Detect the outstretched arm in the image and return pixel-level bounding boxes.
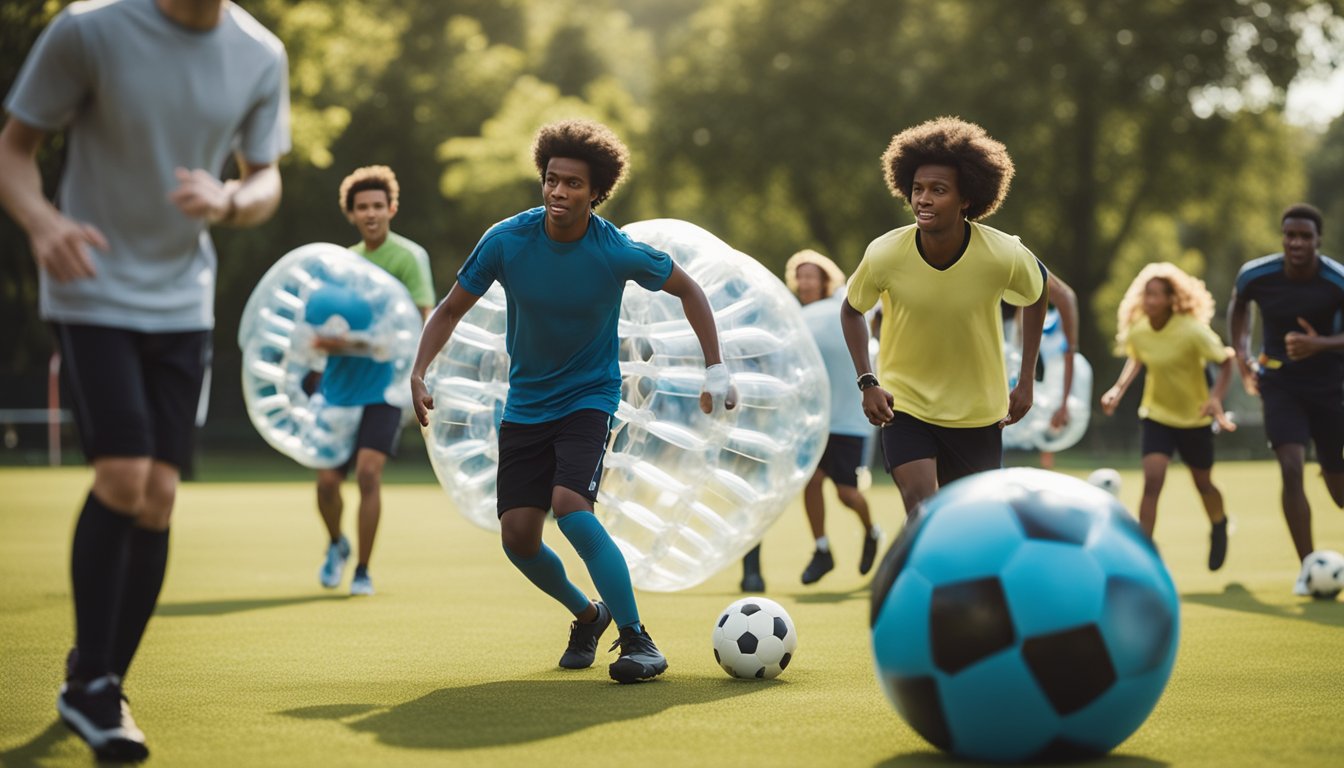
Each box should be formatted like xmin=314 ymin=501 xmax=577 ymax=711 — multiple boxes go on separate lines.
xmin=410 ymin=283 xmax=484 ymax=426
xmin=1226 ymin=286 xmax=1259 ymax=396
xmin=661 ymin=264 xmax=737 ymax=412
xmin=1200 ymin=352 xmax=1237 ymax=432
xmin=1048 ymin=273 xmax=1079 ymax=429
xmin=1100 ymin=357 xmax=1142 ymax=416
xmin=1007 ymin=282 xmax=1049 ymax=427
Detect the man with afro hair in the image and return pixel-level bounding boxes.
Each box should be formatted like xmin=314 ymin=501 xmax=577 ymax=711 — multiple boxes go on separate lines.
xmin=1228 ymin=203 xmax=1344 ymax=595
xmin=410 ymin=119 xmax=736 ymax=683
xmin=841 ymin=116 xmax=1049 ymax=517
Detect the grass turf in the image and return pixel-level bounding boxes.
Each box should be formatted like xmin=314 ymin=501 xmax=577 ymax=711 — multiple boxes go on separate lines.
xmin=1 ymin=461 xmax=1342 ymax=767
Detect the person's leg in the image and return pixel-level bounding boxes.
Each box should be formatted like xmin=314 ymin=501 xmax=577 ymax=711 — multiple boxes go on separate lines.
xmin=800 ymin=464 xmax=834 ymax=585
xmin=1305 ymin=392 xmax=1344 ymax=508
xmin=316 ymin=469 xmax=344 ymax=543
xmin=112 ymin=461 xmax=176 ymax=679
xmin=1274 ymin=444 xmax=1313 ymax=560
xmin=739 ymin=544 xmax=765 ymax=592
xmin=1137 ymin=454 xmax=1170 ymax=538
xmin=879 ymin=414 xmax=939 ymax=517
xmin=350 ymin=449 xmax=386 ymax=594
xmin=1260 ymin=382 xmax=1315 ymax=563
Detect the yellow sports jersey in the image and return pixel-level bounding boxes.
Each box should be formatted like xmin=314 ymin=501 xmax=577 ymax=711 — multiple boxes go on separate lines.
xmin=847 ymin=222 xmax=1045 ymax=427
xmin=1124 ymin=313 xmax=1230 ymax=428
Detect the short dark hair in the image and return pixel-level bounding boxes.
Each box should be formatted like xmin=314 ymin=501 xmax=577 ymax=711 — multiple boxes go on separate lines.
xmin=532 ymin=119 xmax=629 ymax=208
xmin=881 ymin=116 xmax=1014 ymax=221
xmin=1281 ymin=203 xmax=1323 ymax=236
xmin=339 ymin=165 xmax=399 ymax=212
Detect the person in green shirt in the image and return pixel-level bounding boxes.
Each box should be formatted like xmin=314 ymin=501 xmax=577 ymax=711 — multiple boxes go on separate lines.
xmin=314 ymin=165 xmax=434 ymax=596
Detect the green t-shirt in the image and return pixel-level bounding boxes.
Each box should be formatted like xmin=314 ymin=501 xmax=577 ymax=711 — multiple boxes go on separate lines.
xmin=351 ymin=231 xmax=435 ymax=308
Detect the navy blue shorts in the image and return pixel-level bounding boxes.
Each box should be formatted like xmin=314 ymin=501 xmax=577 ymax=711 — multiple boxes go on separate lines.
xmin=54 ymin=322 xmax=210 ymax=473
xmin=879 ymin=411 xmax=1002 ymax=487
xmin=818 ymin=434 xmax=866 ymax=487
xmin=1140 ymin=419 xmax=1214 ymax=470
xmin=496 ymin=409 xmax=611 ymax=515
xmin=1260 ymin=376 xmax=1344 ymax=472
xmin=334 ymin=403 xmax=404 ymax=476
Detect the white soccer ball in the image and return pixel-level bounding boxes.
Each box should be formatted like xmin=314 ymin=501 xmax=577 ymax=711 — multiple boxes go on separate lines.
xmin=1302 ymin=550 xmax=1344 ymax=599
xmin=1087 ymin=468 xmax=1122 ymax=497
xmin=712 ymin=597 xmax=798 ymax=680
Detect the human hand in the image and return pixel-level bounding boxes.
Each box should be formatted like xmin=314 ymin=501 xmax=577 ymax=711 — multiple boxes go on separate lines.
xmin=1001 ymin=381 xmax=1033 ymax=427
xmin=411 ymin=375 xmax=433 ymax=427
xmin=1285 ymin=318 xmax=1321 ymax=361
xmin=1199 ymin=398 xmax=1237 ymax=433
xmin=1100 ymin=387 xmax=1122 ymax=416
xmin=699 ymin=363 xmax=738 ymax=413
xmin=862 ymin=386 xmax=895 ymax=427
xmin=1234 ymin=355 xmax=1259 ymax=397
xmin=1050 ymin=403 xmax=1071 ymax=430
xmin=168 ymin=167 xmax=234 ymax=223
xmin=29 ymin=211 xmax=106 ymax=282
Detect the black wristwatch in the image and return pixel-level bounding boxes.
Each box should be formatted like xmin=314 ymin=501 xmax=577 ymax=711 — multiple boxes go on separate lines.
xmin=857 ymin=373 xmax=880 ymax=391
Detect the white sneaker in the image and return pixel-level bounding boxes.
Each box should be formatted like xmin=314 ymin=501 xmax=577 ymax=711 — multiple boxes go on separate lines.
xmin=350 ymin=569 xmax=374 ymax=596
xmin=319 ymin=536 xmax=350 ymax=589
xmin=1293 ymin=557 xmax=1312 ymax=596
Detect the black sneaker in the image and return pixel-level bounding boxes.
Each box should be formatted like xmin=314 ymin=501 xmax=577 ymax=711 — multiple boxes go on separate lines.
xmin=1208 ymin=519 xmax=1228 ymax=571
xmin=859 ymin=528 xmax=882 ymax=576
xmin=57 ymin=675 xmax=149 ymax=762
xmin=608 ymin=625 xmax=668 ymax=684
xmin=559 ymin=601 xmax=612 ymax=669
xmin=740 ymin=571 xmax=766 ymax=592
xmin=801 ymin=549 xmax=834 ymax=585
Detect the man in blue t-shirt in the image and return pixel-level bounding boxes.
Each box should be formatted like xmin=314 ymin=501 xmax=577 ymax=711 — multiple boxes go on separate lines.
xmin=740 ymin=250 xmax=880 ymax=593
xmin=1228 ymin=203 xmax=1344 ymax=596
xmin=410 ymin=120 xmax=736 ymax=684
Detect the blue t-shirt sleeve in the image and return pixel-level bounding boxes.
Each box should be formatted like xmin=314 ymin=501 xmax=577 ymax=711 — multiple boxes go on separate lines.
xmin=457 ymin=231 xmax=502 ymax=296
xmin=615 ymin=240 xmax=673 ymax=291
xmin=3 ymin=10 xmax=90 ymax=131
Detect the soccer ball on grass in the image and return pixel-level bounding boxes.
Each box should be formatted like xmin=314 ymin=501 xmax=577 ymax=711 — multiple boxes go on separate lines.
xmin=712 ymin=597 xmax=797 ymax=680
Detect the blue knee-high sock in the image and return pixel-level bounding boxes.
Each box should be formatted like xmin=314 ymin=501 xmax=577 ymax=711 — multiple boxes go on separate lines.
xmin=557 ymin=511 xmax=640 ymax=630
xmin=503 ymin=542 xmax=592 ymax=616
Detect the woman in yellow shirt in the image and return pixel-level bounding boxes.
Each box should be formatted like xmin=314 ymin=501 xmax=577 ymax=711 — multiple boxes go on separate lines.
xmin=1101 ymin=263 xmax=1235 ymax=570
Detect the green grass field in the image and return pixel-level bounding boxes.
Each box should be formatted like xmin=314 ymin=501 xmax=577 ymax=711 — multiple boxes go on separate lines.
xmin=2 ymin=461 xmax=1343 ymax=767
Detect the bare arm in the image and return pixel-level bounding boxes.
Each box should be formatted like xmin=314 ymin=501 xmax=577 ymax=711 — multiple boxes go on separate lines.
xmin=1200 ymin=353 xmax=1237 ymax=432
xmin=1048 ymin=273 xmax=1079 ymax=428
xmin=0 ymin=118 xmax=107 ymax=281
xmin=1007 ymin=283 xmax=1049 ymax=427
xmin=1226 ymin=285 xmax=1259 ymax=396
xmin=409 ymin=283 xmax=484 ymax=426
xmin=661 ymin=264 xmax=736 ymax=412
xmin=842 ymin=298 xmax=894 ymax=425
xmin=169 ymin=154 xmax=281 ymax=228
xmin=1100 ymin=357 xmax=1142 ymax=416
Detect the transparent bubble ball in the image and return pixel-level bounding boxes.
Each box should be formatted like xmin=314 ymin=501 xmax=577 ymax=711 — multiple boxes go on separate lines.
xmin=1003 ymin=309 xmax=1093 ymax=452
xmin=239 ymin=243 xmax=421 ymax=469
xmin=422 ymin=219 xmax=830 ymax=591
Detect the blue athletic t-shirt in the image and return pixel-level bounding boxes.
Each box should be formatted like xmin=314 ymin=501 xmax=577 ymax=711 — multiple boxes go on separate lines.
xmin=457 ymin=208 xmax=673 ymax=423
xmin=1235 ymin=253 xmax=1344 ymax=387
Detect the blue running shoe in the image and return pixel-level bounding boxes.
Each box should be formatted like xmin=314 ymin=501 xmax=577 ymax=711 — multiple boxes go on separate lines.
xmin=560 ymin=602 xmax=612 ymax=669
xmin=319 ymin=535 xmax=350 ymax=589
xmin=608 ymin=625 xmax=668 ymax=684
xmin=350 ymin=565 xmax=374 ymax=596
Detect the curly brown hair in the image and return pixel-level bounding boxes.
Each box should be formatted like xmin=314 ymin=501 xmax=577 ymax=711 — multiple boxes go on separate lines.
xmin=532 ymin=119 xmax=629 ymax=209
xmin=1282 ymin=202 xmax=1323 ymax=235
xmin=881 ymin=116 xmax=1014 ymax=221
xmin=339 ymin=165 xmax=399 ymax=212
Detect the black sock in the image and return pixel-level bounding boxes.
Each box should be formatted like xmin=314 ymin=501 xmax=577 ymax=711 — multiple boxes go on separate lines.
xmin=743 ymin=544 xmax=762 ymax=575
xmin=70 ymin=493 xmax=133 ymax=682
xmin=112 ymin=526 xmax=170 ymax=679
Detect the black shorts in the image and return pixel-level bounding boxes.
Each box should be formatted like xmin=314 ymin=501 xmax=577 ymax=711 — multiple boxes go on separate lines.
xmin=1260 ymin=377 xmax=1344 ymax=472
xmin=54 ymin=322 xmax=210 ymax=472
xmin=818 ymin=434 xmax=866 ymax=488
xmin=496 ymin=409 xmax=611 ymax=516
xmin=335 ymin=403 xmax=404 ymax=476
xmin=1140 ymin=419 xmax=1214 ymax=470
xmin=879 ymin=411 xmax=1002 ymax=487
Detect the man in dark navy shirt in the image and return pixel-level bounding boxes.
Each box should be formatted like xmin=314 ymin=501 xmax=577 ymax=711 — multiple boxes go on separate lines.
xmin=1229 ymin=203 xmax=1344 ymax=595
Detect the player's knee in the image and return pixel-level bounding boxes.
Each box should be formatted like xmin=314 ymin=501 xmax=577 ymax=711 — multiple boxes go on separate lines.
xmin=92 ymin=460 xmax=152 ymax=513
xmin=500 ymin=520 xmax=540 ymax=558
xmin=551 ymin=487 xmax=591 ymax=517
xmin=354 ymin=464 xmax=382 ymax=495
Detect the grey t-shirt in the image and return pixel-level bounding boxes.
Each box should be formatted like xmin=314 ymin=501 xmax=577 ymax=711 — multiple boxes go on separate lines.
xmin=4 ymin=0 xmax=290 ymax=332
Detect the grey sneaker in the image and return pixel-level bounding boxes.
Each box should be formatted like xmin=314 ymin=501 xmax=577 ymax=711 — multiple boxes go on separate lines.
xmin=320 ymin=535 xmax=350 ymax=589
xmin=57 ymin=675 xmax=148 ymax=762
xmin=349 ymin=565 xmax=374 ymax=596
xmin=801 ymin=549 xmax=834 ymax=585
xmin=559 ymin=601 xmax=612 ymax=669
xmin=608 ymin=625 xmax=668 ymax=684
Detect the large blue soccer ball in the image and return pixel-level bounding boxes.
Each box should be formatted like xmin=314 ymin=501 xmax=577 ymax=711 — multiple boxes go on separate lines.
xmin=870 ymin=468 xmax=1178 ymax=763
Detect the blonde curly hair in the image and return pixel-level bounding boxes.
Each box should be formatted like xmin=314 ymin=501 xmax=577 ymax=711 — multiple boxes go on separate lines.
xmin=1114 ymin=262 xmax=1216 ymax=351
xmin=339 ymin=165 xmax=399 ymax=212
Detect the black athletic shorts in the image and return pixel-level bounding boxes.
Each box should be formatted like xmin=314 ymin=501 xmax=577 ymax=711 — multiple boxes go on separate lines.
xmin=496 ymin=408 xmax=611 ymax=516
xmin=1260 ymin=376 xmax=1344 ymax=472
xmin=879 ymin=411 xmax=1003 ymax=487
xmin=335 ymin=403 xmax=404 ymax=476
xmin=54 ymin=322 xmax=210 ymax=473
xmin=1140 ymin=419 xmax=1214 ymax=470
xmin=818 ymin=433 xmax=866 ymax=488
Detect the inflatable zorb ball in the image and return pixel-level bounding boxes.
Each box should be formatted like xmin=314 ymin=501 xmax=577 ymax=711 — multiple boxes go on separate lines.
xmin=1003 ymin=309 xmax=1093 ymax=452
xmin=239 ymin=243 xmax=422 ymax=469
xmin=870 ymin=468 xmax=1178 ymax=762
xmin=421 ymin=219 xmax=829 ymax=591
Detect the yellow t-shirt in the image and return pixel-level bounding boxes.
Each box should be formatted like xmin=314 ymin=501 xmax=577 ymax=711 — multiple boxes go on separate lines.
xmin=1124 ymin=313 xmax=1230 ymax=428
xmin=847 ymin=222 xmax=1045 ymax=427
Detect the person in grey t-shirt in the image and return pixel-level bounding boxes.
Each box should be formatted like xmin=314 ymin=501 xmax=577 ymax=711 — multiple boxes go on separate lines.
xmin=0 ymin=0 xmax=289 ymax=760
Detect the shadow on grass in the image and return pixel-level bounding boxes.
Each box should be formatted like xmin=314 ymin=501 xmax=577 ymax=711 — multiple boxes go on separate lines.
xmin=157 ymin=593 xmax=343 ymax=617
xmin=0 ymin=720 xmax=80 ymax=767
xmin=790 ymin=584 xmax=871 ymax=605
xmin=1181 ymin=582 xmax=1344 ymax=628
xmin=876 ymin=750 xmax=1167 ymax=767
xmin=280 ymin=675 xmax=770 ymax=750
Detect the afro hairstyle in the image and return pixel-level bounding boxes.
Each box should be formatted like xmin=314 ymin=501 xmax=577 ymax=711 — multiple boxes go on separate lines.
xmin=339 ymin=165 xmax=399 ymax=213
xmin=532 ymin=119 xmax=630 ymax=209
xmin=881 ymin=116 xmax=1014 ymax=221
